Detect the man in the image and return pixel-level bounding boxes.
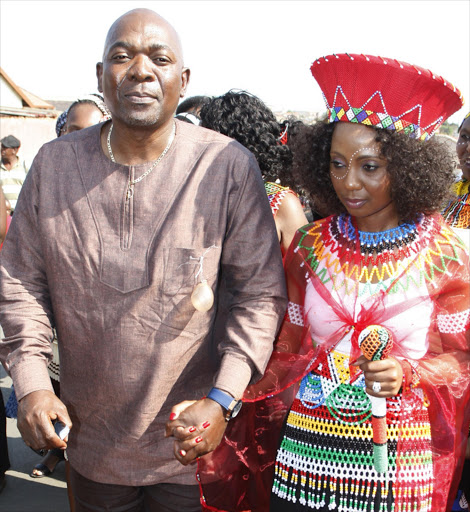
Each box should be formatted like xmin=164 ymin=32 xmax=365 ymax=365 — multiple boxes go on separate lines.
xmin=0 ymin=8 xmax=286 ymax=511
xmin=0 ymin=134 xmax=29 ymax=212
xmin=175 ymin=96 xmax=210 ymax=125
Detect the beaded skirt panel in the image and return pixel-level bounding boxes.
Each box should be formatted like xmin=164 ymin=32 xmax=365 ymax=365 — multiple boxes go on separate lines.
xmin=272 ymin=349 xmax=433 ymax=512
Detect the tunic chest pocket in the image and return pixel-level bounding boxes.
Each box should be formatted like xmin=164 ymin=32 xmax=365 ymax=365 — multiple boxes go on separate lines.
xmin=160 ymin=246 xmax=221 ymax=334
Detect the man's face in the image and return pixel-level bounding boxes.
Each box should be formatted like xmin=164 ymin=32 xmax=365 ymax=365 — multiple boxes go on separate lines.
xmin=1 ymin=145 xmax=18 ymax=162
xmin=96 ymin=10 xmax=189 ymax=129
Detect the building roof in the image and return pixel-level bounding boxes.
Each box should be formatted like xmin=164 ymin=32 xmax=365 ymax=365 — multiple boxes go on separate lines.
xmin=1 ymin=67 xmax=54 ymax=109
xmin=0 ymin=67 xmax=59 ymax=118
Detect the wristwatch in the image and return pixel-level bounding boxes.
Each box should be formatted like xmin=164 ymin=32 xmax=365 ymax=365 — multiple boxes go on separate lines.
xmin=207 ymin=387 xmax=243 ymax=421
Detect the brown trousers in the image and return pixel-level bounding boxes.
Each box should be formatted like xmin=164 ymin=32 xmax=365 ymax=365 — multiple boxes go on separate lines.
xmin=69 ymin=466 xmax=201 ymax=512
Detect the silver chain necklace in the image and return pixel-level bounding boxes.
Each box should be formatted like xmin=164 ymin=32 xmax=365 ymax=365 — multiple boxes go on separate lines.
xmin=106 ymin=122 xmax=176 ymax=200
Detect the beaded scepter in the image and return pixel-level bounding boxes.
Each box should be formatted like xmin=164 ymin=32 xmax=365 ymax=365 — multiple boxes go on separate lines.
xmin=358 ymin=325 xmax=394 ymax=474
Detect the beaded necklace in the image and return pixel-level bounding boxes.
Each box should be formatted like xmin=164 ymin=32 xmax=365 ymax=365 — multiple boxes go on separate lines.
xmin=333 ymin=214 xmax=421 ymax=265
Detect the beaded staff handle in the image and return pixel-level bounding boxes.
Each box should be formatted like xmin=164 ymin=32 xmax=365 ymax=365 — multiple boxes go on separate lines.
xmin=358 ymin=325 xmax=394 ymax=474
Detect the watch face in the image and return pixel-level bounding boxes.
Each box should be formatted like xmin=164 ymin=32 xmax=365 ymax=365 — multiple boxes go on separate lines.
xmin=230 ymin=400 xmax=243 ymax=419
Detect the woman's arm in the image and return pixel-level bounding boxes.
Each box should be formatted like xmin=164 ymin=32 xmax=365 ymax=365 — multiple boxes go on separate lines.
xmin=275 ymin=192 xmax=308 ymax=255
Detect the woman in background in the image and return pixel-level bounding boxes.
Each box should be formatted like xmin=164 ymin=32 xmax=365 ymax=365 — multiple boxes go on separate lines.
xmin=199 ymin=90 xmax=307 ymax=255
xmin=442 ymin=111 xmax=470 ymax=249
xmin=446 ymin=112 xmax=470 ymax=512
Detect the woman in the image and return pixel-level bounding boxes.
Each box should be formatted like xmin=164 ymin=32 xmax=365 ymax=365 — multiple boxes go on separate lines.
xmin=198 ymin=54 xmax=470 ymax=512
xmin=199 ymin=91 xmax=307 ymax=255
xmin=446 ymin=112 xmax=470 ymax=512
xmin=443 ymin=112 xmax=470 ymax=249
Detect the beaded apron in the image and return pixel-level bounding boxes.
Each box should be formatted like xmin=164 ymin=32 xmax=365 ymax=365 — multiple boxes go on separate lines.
xmin=272 ymin=350 xmax=432 ymax=511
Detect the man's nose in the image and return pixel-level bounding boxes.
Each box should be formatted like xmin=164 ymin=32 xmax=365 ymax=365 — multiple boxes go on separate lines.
xmin=129 ymin=55 xmax=155 ymax=81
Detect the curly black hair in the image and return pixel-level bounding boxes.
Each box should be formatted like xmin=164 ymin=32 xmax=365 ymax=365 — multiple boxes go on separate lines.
xmin=176 ymin=95 xmax=210 ymax=115
xmin=199 ymin=90 xmax=295 ymax=188
xmin=290 ymin=121 xmax=456 ymax=221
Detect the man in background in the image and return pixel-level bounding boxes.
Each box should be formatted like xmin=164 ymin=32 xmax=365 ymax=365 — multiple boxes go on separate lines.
xmin=0 ymin=135 xmax=28 ymax=213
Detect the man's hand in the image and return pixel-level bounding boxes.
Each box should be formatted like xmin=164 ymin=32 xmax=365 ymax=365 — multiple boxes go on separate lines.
xmin=355 ymin=355 xmax=403 ymax=397
xmin=17 ymin=390 xmax=72 ymax=452
xmin=165 ymin=398 xmax=228 ymax=465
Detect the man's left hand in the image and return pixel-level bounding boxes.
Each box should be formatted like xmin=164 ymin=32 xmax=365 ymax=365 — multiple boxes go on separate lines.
xmin=165 ymin=398 xmax=228 ymax=465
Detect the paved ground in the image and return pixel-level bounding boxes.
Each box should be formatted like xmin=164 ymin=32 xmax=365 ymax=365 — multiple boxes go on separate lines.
xmin=1 ymin=365 xmax=70 ymax=511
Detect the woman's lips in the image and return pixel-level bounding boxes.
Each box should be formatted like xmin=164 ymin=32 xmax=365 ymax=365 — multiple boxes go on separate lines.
xmin=343 ymin=198 xmax=367 ymax=209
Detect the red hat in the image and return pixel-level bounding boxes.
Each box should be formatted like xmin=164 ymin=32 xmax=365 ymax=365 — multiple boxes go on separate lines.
xmin=310 ymin=53 xmax=464 ymax=140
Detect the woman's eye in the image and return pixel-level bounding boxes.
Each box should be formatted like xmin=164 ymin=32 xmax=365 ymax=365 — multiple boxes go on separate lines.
xmin=363 ymin=163 xmax=379 ymax=172
xmin=331 ymin=160 xmax=345 ymax=168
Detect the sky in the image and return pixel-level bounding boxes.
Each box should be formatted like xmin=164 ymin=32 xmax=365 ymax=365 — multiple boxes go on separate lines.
xmin=1 ymin=0 xmax=469 ymax=124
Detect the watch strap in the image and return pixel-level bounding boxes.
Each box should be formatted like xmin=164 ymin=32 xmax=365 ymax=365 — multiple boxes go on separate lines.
xmin=206 ymin=387 xmax=235 ymax=411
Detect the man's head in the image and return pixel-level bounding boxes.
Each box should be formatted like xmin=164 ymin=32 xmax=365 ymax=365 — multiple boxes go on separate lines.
xmin=96 ymin=9 xmax=190 ymax=129
xmin=1 ymin=135 xmax=21 ymax=163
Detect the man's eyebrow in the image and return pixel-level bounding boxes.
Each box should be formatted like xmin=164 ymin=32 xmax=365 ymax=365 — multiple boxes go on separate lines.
xmin=106 ymin=41 xmax=173 ymax=54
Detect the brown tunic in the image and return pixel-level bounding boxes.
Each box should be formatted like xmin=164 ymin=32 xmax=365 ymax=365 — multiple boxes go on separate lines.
xmin=0 ymin=121 xmax=287 ymax=485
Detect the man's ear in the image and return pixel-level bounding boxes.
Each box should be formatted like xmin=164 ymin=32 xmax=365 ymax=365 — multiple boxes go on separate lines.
xmin=96 ymin=62 xmax=103 ymax=93
xmin=180 ymin=67 xmax=190 ymax=98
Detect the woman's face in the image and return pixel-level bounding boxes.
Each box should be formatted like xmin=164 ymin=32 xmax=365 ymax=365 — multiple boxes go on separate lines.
xmin=456 ymin=116 xmax=470 ymax=180
xmin=65 ymin=103 xmax=105 ymax=134
xmin=330 ymin=122 xmax=399 ymax=232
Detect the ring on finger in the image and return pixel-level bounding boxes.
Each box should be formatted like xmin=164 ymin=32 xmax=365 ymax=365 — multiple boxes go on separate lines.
xmin=372 ymin=381 xmax=381 ymax=393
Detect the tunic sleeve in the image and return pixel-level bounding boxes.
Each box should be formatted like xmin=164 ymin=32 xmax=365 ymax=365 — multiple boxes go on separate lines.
xmin=0 ymin=146 xmax=55 ymax=399
xmin=213 ymin=153 xmax=288 ymax=398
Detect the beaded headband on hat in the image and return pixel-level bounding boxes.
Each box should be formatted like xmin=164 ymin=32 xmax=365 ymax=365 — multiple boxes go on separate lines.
xmin=310 ymin=53 xmax=464 ymax=141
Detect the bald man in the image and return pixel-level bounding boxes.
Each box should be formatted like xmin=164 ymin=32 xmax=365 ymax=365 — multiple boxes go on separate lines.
xmin=0 ymin=9 xmax=286 ymax=511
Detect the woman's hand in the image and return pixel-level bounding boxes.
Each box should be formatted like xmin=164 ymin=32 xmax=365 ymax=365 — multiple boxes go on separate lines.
xmin=165 ymin=398 xmax=228 ymax=465
xmin=355 ymin=355 xmax=403 ymax=397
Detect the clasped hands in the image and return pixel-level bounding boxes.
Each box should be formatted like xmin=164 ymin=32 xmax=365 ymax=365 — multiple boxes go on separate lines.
xmin=354 ymin=355 xmax=404 ymax=397
xmin=165 ymin=398 xmax=228 ymax=466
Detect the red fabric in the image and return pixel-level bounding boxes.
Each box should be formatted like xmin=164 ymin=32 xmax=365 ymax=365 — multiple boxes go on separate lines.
xmin=310 ymin=53 xmax=464 ymax=135
xmin=198 ymin=215 xmax=470 ymax=512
